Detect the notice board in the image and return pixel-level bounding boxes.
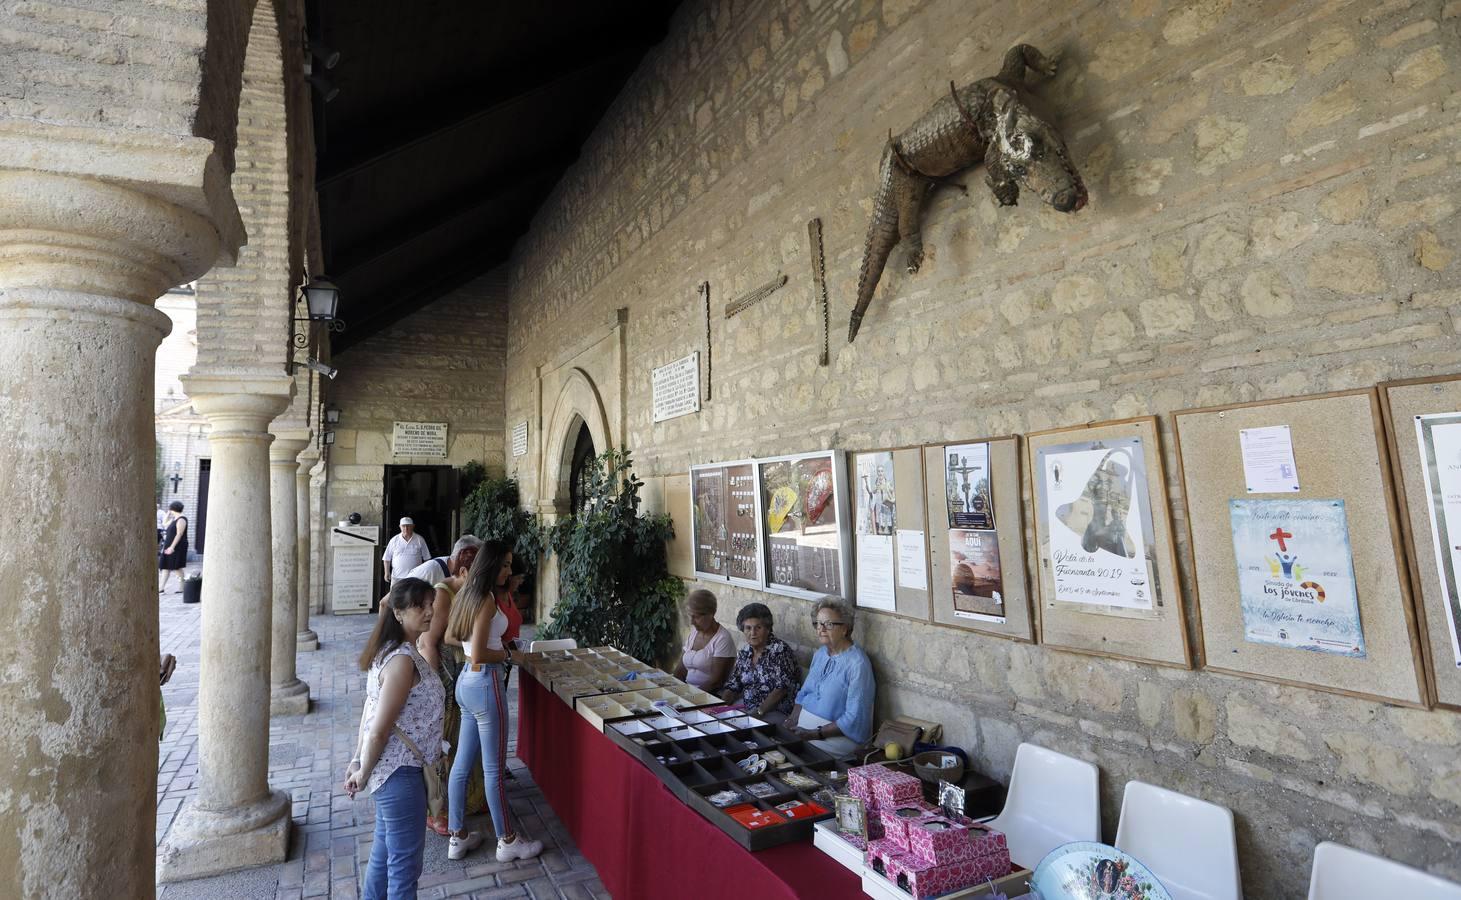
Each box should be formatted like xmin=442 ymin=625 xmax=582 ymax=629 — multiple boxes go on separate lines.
xmin=1174 ymin=390 xmax=1426 ymax=706
xmin=848 ymin=446 xmax=931 ymax=621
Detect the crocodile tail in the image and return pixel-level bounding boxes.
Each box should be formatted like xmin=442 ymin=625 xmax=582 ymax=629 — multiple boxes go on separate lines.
xmin=848 ymin=145 xmax=901 ymax=343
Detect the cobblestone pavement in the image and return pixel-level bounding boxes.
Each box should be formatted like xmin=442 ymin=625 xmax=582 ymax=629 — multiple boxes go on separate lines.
xmin=156 ymin=584 xmax=609 ymax=899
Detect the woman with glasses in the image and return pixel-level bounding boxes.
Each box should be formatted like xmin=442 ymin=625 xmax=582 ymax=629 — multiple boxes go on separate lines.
xmin=785 ymin=596 xmax=874 ymax=757
xmin=720 ymin=602 xmax=800 ymax=719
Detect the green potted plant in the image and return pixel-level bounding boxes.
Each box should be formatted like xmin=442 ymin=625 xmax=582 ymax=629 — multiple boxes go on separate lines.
xmin=540 ymin=448 xmax=682 ymax=665
xmin=461 ymin=469 xmax=544 ymax=606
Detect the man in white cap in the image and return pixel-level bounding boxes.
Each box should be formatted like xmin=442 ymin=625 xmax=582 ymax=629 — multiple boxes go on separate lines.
xmin=381 ymin=516 xmax=431 ymax=583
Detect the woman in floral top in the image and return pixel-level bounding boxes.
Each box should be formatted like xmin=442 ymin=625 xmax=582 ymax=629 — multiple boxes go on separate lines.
xmin=721 ymin=603 xmax=800 ymax=718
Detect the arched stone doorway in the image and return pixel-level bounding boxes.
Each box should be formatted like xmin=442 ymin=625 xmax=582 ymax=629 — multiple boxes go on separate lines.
xmin=537 ymin=368 xmax=613 ymax=622
xmin=567 ymin=418 xmax=597 ymax=515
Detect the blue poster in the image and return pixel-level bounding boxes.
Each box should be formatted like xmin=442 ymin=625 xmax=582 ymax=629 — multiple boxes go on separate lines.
xmin=1230 ymin=499 xmax=1366 ymax=657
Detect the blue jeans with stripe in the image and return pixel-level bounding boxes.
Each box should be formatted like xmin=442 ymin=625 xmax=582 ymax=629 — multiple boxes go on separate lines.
xmin=363 ymin=764 xmax=425 ymax=900
xmin=449 ymin=663 xmax=512 ymax=836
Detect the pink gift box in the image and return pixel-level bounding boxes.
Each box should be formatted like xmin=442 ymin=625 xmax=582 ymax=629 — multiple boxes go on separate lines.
xmin=865 ymin=838 xmax=917 ymax=882
xmin=906 ymin=817 xmax=1011 ymax=868
xmin=869 ymin=771 xmax=923 ymax=808
xmin=877 ymin=801 xmax=940 ymax=851
xmin=893 ymin=852 xmax=1013 ymax=900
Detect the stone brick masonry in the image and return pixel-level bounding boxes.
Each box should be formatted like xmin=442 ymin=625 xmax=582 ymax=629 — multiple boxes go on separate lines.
xmin=485 ymin=0 xmax=1461 ymax=896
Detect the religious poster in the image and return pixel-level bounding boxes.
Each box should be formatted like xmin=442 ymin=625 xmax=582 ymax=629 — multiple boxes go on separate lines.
xmin=945 ymin=442 xmax=995 ymax=529
xmin=855 ymin=451 xmax=896 ymax=535
xmin=690 ymin=462 xmax=761 ymax=583
xmin=949 ymin=528 xmax=1004 ymax=622
xmin=1415 ymin=414 xmax=1461 ymax=667
xmin=1036 ymin=437 xmax=1156 ymax=612
xmin=761 ymin=453 xmax=843 ymax=596
xmin=1230 ymin=499 xmax=1366 ymax=658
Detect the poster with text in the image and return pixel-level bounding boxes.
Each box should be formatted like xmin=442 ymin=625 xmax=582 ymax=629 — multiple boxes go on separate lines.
xmin=855 ymin=451 xmax=896 ymax=535
xmin=945 ymin=443 xmax=995 ymax=529
xmin=1230 ymin=499 xmax=1366 ymax=658
xmin=762 ymin=454 xmax=842 ymax=596
xmin=1037 ymin=438 xmax=1156 ymax=612
xmin=949 ymin=528 xmax=1004 ymax=621
xmin=1415 ymin=414 xmax=1461 ymax=668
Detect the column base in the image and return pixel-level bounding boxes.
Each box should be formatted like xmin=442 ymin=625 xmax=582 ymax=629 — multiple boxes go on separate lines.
xmin=269 ymin=679 xmax=311 ymax=716
xmin=156 ymin=789 xmax=292 ymax=883
xmin=297 ymin=629 xmax=319 ymax=651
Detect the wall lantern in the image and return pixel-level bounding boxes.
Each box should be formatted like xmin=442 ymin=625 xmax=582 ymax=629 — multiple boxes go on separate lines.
xmin=324 ymin=405 xmax=341 ymax=424
xmin=292 ymin=277 xmax=345 ymax=348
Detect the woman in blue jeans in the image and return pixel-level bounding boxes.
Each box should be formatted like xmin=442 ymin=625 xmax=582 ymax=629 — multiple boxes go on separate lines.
xmin=345 ymin=578 xmax=444 ymax=900
xmin=443 ymin=540 xmax=544 ymax=862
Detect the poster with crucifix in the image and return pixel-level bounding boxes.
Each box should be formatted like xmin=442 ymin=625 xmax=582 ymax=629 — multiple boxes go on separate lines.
xmin=1229 ymin=498 xmax=1366 ymax=657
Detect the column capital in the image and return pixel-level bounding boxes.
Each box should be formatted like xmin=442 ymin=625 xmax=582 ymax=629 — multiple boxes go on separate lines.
xmin=296 ymin=445 xmax=321 ymax=471
xmin=184 ymin=372 xmax=294 ymax=435
xmin=268 ymin=429 xmax=311 ymax=464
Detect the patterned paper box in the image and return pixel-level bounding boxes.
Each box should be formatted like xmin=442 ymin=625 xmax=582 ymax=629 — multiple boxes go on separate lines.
xmin=906 ymin=817 xmax=1010 ymax=868
xmin=893 ymin=851 xmax=1014 ymax=899
xmin=865 ymin=838 xmax=917 ymax=882
xmin=869 ymin=770 xmax=923 ymax=808
xmin=877 ymin=801 xmax=940 ymax=851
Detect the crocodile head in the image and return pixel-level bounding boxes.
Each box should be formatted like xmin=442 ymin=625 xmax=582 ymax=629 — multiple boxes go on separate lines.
xmin=992 ymin=91 xmax=1087 ymax=213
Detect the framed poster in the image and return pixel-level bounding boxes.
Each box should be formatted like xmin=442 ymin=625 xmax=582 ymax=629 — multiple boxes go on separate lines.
xmin=1027 ymin=419 xmax=1189 ymax=667
xmin=690 ymin=459 xmax=763 ymax=587
xmin=1381 ymin=374 xmax=1461 ymax=710
xmin=758 ymin=450 xmax=852 ymax=601
xmin=1175 ymin=390 xmax=1426 ymax=706
xmin=924 ymin=436 xmax=1033 ymax=642
xmin=850 ymin=447 xmax=932 ymax=619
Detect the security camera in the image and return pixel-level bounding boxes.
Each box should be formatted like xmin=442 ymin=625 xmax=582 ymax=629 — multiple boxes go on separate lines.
xmin=304 ymin=356 xmax=338 ymax=380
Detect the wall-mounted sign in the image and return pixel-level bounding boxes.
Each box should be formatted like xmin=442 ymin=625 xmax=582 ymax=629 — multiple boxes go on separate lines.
xmin=511 ymin=421 xmax=529 ymax=457
xmin=392 ymin=421 xmax=447 ymax=458
xmin=652 ymin=353 xmax=701 ymax=423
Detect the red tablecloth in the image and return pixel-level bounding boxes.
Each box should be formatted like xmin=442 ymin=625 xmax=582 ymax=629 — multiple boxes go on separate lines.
xmin=518 ymin=671 xmax=864 ymax=899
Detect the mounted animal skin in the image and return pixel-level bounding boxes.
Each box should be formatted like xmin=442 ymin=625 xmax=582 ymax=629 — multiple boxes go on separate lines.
xmin=847 ymin=44 xmax=1088 ymax=342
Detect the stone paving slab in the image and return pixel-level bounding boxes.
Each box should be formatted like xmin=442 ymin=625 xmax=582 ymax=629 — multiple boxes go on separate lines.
xmin=156 ymin=587 xmax=610 ymax=899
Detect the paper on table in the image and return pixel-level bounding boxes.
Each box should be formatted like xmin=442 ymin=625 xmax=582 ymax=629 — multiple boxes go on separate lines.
xmin=856 ymin=533 xmax=897 ymax=610
xmin=895 ymin=529 xmax=928 ymax=591
xmin=1241 ymin=424 xmax=1301 ymax=493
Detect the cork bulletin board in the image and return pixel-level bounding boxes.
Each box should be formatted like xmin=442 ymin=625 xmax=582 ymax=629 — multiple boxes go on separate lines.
xmin=848 ymin=447 xmax=932 ymax=622
xmin=1380 ymin=375 xmax=1461 ymax=710
xmin=921 ymin=436 xmax=1033 ymax=642
xmin=1026 ymin=417 xmax=1189 ymax=667
xmin=1173 ymin=390 xmax=1427 ymax=707
xmin=663 ymin=474 xmax=694 ymax=579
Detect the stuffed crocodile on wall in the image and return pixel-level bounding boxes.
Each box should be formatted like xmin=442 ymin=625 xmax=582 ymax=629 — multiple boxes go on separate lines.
xmin=847 ymin=44 xmax=1088 ymax=342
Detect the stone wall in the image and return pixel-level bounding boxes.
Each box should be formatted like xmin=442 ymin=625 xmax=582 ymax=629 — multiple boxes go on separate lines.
xmin=321 ymin=269 xmax=510 ymax=605
xmin=500 ymin=0 xmax=1461 ymax=894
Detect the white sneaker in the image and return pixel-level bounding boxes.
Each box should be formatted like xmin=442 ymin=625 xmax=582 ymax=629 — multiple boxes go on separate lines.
xmin=496 ymin=835 xmax=543 ymax=862
xmin=448 ymin=831 xmax=482 ymax=860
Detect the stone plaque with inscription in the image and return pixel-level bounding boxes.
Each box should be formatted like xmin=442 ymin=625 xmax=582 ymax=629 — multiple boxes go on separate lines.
xmin=392 ymin=421 xmax=448 ymax=458
xmin=652 ymin=353 xmax=701 ymax=423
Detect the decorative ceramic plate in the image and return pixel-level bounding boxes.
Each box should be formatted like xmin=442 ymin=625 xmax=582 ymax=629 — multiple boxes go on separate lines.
xmin=1029 ymin=842 xmax=1172 ymax=900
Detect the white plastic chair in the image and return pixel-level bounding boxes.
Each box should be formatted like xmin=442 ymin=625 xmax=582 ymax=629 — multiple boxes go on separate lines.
xmin=986 ymin=742 xmax=1100 ymax=869
xmin=528 ymin=638 xmax=578 ymax=652
xmin=1307 ymin=841 xmax=1461 ymax=900
xmin=1115 ymin=780 xmax=1241 ymax=900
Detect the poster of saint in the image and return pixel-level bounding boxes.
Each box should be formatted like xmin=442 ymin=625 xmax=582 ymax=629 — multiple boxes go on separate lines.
xmin=1415 ymin=413 xmax=1461 ymax=668
xmin=945 ymin=443 xmax=995 ymax=529
xmin=1229 ymin=499 xmax=1366 ymax=658
xmin=761 ymin=454 xmax=842 ymax=596
xmin=1036 ymin=437 xmax=1156 ymax=612
xmin=949 ymin=528 xmax=1004 ymax=621
xmin=855 ymin=451 xmax=896 ymax=535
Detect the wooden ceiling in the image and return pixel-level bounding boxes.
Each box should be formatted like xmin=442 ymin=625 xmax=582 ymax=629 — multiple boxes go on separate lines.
xmin=307 ymin=1 xmax=680 ymax=352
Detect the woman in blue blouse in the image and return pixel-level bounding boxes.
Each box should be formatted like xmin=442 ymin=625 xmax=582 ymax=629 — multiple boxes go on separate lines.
xmin=786 ymin=597 xmax=874 ymax=757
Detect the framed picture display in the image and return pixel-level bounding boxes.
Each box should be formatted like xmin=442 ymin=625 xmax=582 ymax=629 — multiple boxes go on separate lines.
xmin=690 ymin=459 xmax=763 ymax=588
xmin=1027 ymin=417 xmax=1190 ymax=667
xmin=758 ymin=449 xmax=852 ymax=601
xmin=1380 ymin=375 xmax=1461 ymax=710
xmin=1174 ymin=390 xmax=1426 ymax=707
xmin=849 ymin=446 xmax=932 ymax=620
xmin=922 ymin=435 xmax=1033 ymax=642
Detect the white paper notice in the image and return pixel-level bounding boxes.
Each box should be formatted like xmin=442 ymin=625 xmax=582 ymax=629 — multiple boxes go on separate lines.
xmin=855 ymin=533 xmax=897 ymax=611
xmin=1241 ymin=425 xmax=1300 ymax=493
xmin=896 ymin=529 xmax=928 ymax=591
xmin=1416 ymin=415 xmax=1461 ymax=668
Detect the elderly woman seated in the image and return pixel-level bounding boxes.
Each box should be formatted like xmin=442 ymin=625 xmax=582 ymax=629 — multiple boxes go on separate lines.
xmin=784 ymin=596 xmax=874 ymax=757
xmin=719 ymin=602 xmax=800 ymax=718
xmin=672 ymin=588 xmax=736 ymax=694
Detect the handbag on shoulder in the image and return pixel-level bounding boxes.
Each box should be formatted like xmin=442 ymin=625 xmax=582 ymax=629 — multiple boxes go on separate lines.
xmin=391 ymin=724 xmax=446 ymax=818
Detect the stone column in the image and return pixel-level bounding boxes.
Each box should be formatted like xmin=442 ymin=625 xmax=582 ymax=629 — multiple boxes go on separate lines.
xmin=269 ymin=429 xmax=311 ymax=714
xmin=0 ymin=152 xmax=241 ymax=896
xmin=157 ymin=373 xmax=294 ymax=881
xmin=296 ymin=446 xmax=320 ymax=650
